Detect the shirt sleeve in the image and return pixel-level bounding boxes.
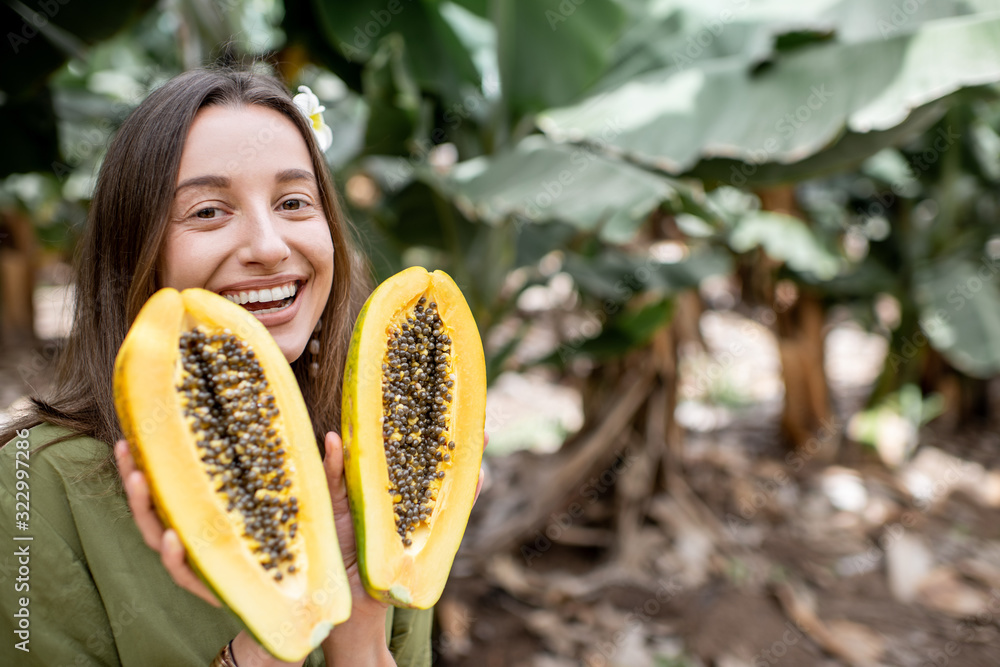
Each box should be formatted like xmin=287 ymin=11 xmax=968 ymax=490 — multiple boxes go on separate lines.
xmin=388 ymin=607 xmax=434 ymax=667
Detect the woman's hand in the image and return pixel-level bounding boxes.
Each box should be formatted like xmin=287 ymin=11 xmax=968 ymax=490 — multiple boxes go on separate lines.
xmin=320 ymin=432 xmax=394 ymax=665
xmin=114 ymin=440 xmax=221 ymax=607
xmin=475 ymin=431 xmax=489 ymax=504
xmin=115 ymin=440 xmax=305 ymax=667
xmin=115 ymin=429 xmax=488 ymax=663
xmin=319 ymin=430 xmax=488 ymax=665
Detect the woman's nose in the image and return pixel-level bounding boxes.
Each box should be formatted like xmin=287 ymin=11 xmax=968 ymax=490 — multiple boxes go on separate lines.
xmin=239 ymin=208 xmax=291 ymax=267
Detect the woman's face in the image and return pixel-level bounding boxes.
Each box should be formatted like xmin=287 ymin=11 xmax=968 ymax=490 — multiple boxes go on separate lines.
xmin=160 ymin=104 xmax=334 ymax=362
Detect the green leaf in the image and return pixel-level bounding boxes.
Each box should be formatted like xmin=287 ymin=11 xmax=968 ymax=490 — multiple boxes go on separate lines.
xmin=310 ymin=0 xmax=480 ymax=104
xmin=361 ymin=35 xmax=423 ymax=156
xmin=729 ymin=211 xmax=840 ymax=280
xmin=615 ymin=297 xmax=674 ymax=344
xmin=813 ymin=254 xmax=898 ymax=297
xmin=772 ymin=28 xmax=836 ymax=53
xmin=562 ymin=247 xmax=731 ymax=302
xmin=449 ymin=135 xmax=678 ymax=243
xmin=495 ymin=0 xmax=627 ymax=119
xmin=860 ymin=148 xmax=919 ymax=195
xmin=914 ymin=255 xmax=1000 ymax=378
xmin=539 ymin=12 xmax=1000 ymax=183
xmin=0 ymin=0 xmax=154 ymax=97
xmin=970 ymin=115 xmax=1000 ymax=182
xmin=514 ymin=220 xmax=578 ymax=267
xmin=0 ymin=88 xmax=59 ymax=177
xmin=558 ymin=296 xmax=675 ymax=362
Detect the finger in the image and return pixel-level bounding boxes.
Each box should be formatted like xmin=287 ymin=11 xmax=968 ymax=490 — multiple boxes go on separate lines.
xmin=162 ymin=529 xmax=221 ymax=607
xmin=114 ymin=440 xmax=135 ymax=477
xmin=116 ymin=441 xmax=163 ymax=551
xmin=123 ymin=469 xmax=167 ymax=552
xmin=483 ymin=431 xmax=489 ymax=450
xmin=323 ymin=432 xmax=346 ymax=499
xmin=474 ymin=467 xmax=485 ymax=505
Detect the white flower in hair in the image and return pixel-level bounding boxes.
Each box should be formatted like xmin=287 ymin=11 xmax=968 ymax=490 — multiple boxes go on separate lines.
xmin=293 ymin=85 xmax=333 ymax=152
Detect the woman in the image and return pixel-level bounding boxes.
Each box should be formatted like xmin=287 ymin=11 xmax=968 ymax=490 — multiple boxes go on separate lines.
xmin=0 ymin=67 xmax=441 ymax=666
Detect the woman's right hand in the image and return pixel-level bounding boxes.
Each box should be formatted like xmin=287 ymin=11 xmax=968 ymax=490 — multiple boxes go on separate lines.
xmin=115 ymin=440 xmax=307 ymax=667
xmin=114 ymin=440 xmax=222 ymax=607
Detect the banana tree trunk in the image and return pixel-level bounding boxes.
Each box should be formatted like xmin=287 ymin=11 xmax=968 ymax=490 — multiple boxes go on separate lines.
xmin=0 ymin=208 xmax=37 ymax=346
xmin=756 ymin=187 xmax=835 ymax=455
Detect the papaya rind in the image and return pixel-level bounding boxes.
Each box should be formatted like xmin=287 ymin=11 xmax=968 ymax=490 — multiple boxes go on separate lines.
xmin=342 ymin=267 xmax=486 ymax=609
xmin=114 ymin=287 xmax=350 ymax=661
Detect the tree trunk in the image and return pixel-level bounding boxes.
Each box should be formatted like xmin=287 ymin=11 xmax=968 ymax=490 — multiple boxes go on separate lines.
xmin=0 ymin=208 xmax=37 ymax=346
xmin=756 ymin=186 xmax=835 ymax=455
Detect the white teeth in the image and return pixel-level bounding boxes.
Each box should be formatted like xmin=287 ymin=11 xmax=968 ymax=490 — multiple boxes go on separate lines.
xmin=221 ymin=282 xmax=298 ymax=305
xmin=252 ymin=301 xmax=293 ymax=315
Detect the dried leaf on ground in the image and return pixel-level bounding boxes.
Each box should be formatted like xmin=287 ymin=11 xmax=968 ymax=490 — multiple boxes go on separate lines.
xmin=916 ymin=567 xmax=993 ymax=618
xmin=884 ymin=531 xmax=935 ymax=603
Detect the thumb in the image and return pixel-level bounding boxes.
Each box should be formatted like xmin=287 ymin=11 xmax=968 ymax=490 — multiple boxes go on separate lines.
xmin=323 ymin=431 xmax=346 ymax=496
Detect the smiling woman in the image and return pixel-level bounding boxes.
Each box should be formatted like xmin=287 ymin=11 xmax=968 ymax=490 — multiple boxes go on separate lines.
xmin=0 ymin=67 xmax=432 ymax=667
xmin=161 ymin=105 xmax=334 ymax=361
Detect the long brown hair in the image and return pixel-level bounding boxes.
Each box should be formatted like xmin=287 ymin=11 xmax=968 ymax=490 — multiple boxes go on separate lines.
xmin=1 ymin=66 xmax=372 ymax=470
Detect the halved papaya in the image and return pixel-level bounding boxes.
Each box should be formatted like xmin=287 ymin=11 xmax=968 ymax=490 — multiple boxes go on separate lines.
xmin=341 ymin=267 xmax=486 ymax=609
xmin=114 ymin=287 xmax=350 ymax=661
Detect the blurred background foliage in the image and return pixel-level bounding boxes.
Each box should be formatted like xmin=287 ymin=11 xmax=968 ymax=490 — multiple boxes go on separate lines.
xmin=3 ymin=0 xmax=1000 ymax=460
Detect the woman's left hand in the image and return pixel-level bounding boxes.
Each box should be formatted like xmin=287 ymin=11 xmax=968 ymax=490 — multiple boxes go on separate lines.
xmin=321 ymin=432 xmax=389 ymax=616
xmin=474 ymin=432 xmax=488 ymax=504
xmin=319 ymin=430 xmax=488 ymax=664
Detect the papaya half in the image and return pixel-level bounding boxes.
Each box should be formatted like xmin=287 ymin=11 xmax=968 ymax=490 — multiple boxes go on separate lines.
xmin=341 ymin=266 xmax=486 ymax=609
xmin=113 ymin=287 xmax=350 ymax=661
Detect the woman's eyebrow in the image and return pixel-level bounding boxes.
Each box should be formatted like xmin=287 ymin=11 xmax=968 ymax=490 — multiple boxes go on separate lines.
xmin=175 ymin=174 xmax=230 ymax=193
xmin=276 ymin=168 xmax=316 ymax=184
xmin=174 ymin=169 xmax=314 ymax=194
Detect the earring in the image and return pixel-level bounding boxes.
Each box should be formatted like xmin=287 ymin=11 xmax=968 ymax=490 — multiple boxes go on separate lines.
xmin=308 ymin=319 xmax=321 ymax=378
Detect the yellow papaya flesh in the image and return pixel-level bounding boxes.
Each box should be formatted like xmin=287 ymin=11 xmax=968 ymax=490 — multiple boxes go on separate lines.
xmin=342 ymin=267 xmax=486 ymax=609
xmin=113 ymin=287 xmax=350 ymax=661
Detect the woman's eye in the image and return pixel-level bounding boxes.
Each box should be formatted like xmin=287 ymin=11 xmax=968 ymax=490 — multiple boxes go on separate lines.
xmin=194 ymin=208 xmax=219 ymax=219
xmin=282 ymin=199 xmax=303 ymax=211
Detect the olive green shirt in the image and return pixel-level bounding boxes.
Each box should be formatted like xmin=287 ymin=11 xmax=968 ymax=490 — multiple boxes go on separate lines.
xmin=0 ymin=424 xmax=432 ymax=666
